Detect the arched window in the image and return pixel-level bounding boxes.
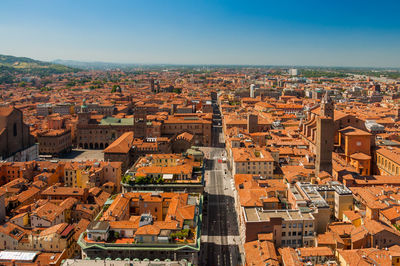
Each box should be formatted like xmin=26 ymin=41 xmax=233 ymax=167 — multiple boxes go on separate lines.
xmin=13 ymin=123 xmax=17 ymax=137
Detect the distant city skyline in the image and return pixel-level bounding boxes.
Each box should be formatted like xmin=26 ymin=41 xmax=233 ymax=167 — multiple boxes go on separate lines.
xmin=1 ymin=0 xmax=400 ymax=67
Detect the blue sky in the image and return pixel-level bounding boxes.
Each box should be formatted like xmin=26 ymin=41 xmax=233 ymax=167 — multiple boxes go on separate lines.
xmin=1 ymin=0 xmax=400 ymax=67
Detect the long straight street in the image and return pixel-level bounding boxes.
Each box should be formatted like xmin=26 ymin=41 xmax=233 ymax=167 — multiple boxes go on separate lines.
xmin=199 ymin=103 xmax=243 ymax=266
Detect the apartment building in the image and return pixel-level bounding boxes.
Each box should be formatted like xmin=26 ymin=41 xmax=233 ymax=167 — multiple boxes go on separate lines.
xmin=0 ymin=162 xmax=35 ymax=185
xmin=63 ymin=161 xmax=122 ymax=191
xmin=78 ymin=192 xmax=202 ymax=264
xmin=0 ymin=222 xmax=28 ymax=250
xmin=231 ymin=148 xmax=275 ymax=178
xmin=30 ymin=202 xmax=65 ymax=228
xmin=240 ymin=208 xmax=316 ymax=248
xmin=41 ymin=186 xmax=88 ymax=202
xmin=29 ymin=223 xmax=76 ymax=257
xmin=125 ymin=153 xmax=202 ymax=184
xmin=297 ymin=181 xmax=353 ymax=220
xmin=287 ymin=181 xmax=353 ymax=233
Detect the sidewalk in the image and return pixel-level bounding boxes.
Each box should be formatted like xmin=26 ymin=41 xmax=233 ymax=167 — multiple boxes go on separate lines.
xmin=220 ymin=160 xmax=246 ymax=265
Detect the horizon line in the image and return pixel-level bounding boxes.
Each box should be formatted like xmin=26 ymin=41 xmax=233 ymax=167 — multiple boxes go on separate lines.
xmin=52 ymin=58 xmax=400 ymax=70
xmin=3 ymin=53 xmax=400 ymax=70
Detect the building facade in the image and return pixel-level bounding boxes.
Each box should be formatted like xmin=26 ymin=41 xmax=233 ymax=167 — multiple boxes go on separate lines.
xmin=37 ymin=129 xmax=72 ymax=155
xmin=0 ymin=107 xmax=37 ymax=162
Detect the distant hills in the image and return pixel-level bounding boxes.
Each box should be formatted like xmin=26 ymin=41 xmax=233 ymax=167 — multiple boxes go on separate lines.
xmin=1 ymin=54 xmax=399 ymax=79
xmin=52 ymin=59 xmax=172 ymax=70
xmin=52 ymin=59 xmax=135 ymax=70
xmin=0 ymin=54 xmax=80 ymax=76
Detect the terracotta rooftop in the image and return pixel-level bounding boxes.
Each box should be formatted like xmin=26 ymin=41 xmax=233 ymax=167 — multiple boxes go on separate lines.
xmin=103 ymin=131 xmax=134 ymax=154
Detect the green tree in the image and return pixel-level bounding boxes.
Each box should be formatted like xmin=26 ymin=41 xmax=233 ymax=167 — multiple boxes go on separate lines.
xmin=111 ymin=84 xmax=119 ymax=93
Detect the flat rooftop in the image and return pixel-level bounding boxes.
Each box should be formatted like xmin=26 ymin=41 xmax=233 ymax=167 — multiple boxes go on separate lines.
xmin=290 ymin=186 xmax=305 ymax=201
xmin=243 ymin=208 xmax=314 ymax=222
xmin=0 ymin=251 xmax=38 ymax=262
xmin=316 ymin=183 xmax=352 ymax=195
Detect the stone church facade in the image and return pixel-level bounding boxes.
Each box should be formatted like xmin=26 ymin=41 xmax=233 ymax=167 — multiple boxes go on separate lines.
xmin=0 ymin=106 xmax=37 ymax=161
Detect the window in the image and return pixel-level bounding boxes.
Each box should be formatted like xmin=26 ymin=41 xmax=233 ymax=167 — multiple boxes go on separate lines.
xmin=282 ymin=232 xmax=286 ymax=237
xmin=282 ymin=240 xmax=285 ymax=245
xmin=13 ymin=123 xmax=17 ymax=136
xmin=282 ymin=224 xmax=286 ymax=228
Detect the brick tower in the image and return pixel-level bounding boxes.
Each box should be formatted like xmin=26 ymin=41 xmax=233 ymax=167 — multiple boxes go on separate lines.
xmin=133 ymin=107 xmax=147 ymax=138
xmin=315 ymin=92 xmax=334 ymax=175
xmin=247 ymin=114 xmax=258 ymax=133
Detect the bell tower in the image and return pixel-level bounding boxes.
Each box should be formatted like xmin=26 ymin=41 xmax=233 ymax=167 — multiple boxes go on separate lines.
xmin=315 ymin=92 xmax=334 ymax=175
xmin=320 ymin=91 xmax=334 ymax=118
xmin=78 ymin=99 xmax=90 ymax=125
